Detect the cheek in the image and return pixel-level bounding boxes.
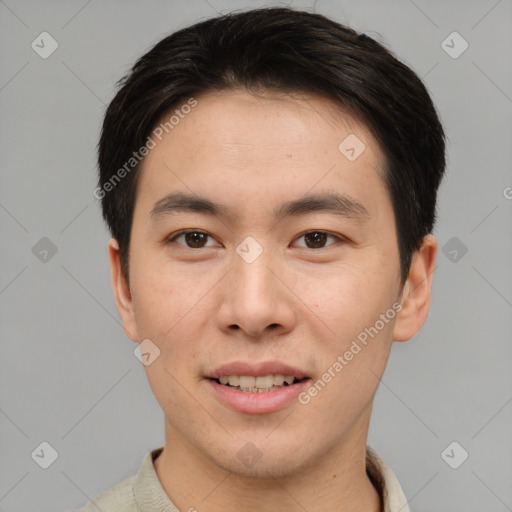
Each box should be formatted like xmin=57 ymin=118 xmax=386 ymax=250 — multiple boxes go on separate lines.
xmin=294 ymin=262 xmax=398 ymax=405
xmin=297 ymin=306 xmax=395 ymax=435
xmin=133 ymin=275 xmax=205 ymax=413
xmin=130 ymin=253 xmax=206 ymax=338
xmin=130 ymin=267 xmax=216 ymax=399
xmin=295 ymin=262 xmax=397 ymax=338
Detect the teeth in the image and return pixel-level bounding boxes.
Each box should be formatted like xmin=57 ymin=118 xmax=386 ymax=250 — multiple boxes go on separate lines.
xmin=256 ymin=375 xmax=274 ymax=388
xmin=273 ymin=374 xmax=285 ymax=386
xmin=239 ymin=386 xmax=284 ymax=392
xmin=216 ymin=374 xmax=300 ymax=390
xmin=239 ymin=376 xmax=256 ymax=388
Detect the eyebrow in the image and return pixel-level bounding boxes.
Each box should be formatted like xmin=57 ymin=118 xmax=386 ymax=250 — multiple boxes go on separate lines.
xmin=150 ymin=191 xmax=369 ymax=223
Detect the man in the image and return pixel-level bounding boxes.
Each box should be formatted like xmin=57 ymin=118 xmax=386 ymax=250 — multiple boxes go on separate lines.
xmin=80 ymin=7 xmax=445 ymax=511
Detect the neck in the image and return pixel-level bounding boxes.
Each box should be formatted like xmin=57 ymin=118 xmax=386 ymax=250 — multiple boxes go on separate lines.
xmin=154 ymin=415 xmax=382 ymax=512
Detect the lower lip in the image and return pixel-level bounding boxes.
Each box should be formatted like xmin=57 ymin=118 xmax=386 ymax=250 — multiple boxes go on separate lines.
xmin=207 ymin=378 xmax=310 ymax=414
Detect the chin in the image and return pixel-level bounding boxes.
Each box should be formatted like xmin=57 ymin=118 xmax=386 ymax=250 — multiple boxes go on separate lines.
xmin=204 ymin=435 xmax=320 ymax=480
xmin=226 ymin=454 xmax=309 ymax=479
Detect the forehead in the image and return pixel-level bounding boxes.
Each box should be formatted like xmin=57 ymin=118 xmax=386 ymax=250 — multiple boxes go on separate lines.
xmin=136 ymin=89 xmax=388 ymax=220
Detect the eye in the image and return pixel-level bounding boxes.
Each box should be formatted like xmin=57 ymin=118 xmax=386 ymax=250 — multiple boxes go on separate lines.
xmin=167 ymin=230 xmax=219 ymax=248
xmin=167 ymin=230 xmax=344 ymax=250
xmin=293 ymin=231 xmax=342 ymax=249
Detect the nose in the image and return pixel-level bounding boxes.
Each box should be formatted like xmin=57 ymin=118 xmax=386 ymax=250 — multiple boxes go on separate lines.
xmin=216 ymin=247 xmax=296 ymax=339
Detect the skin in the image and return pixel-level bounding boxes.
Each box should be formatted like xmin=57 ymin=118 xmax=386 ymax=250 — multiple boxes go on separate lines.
xmin=109 ymin=89 xmax=437 ymax=512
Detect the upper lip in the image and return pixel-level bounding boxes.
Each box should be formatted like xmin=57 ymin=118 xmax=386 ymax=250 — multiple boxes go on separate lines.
xmin=207 ymin=361 xmax=309 ymax=380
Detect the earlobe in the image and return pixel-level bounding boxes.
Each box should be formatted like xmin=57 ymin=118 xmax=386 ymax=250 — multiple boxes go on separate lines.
xmin=393 ymin=234 xmax=438 ymax=342
xmin=108 ymin=238 xmax=138 ymax=342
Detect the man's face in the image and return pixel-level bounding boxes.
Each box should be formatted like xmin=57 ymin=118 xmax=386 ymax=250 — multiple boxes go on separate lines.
xmin=116 ymin=89 xmax=406 ymax=476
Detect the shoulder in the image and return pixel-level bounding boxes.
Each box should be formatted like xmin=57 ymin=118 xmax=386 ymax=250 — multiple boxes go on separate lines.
xmin=73 ymin=474 xmax=137 ymax=512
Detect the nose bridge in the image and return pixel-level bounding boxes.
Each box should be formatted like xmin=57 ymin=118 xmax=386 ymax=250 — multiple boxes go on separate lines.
xmin=233 ymin=243 xmax=278 ymax=307
xmin=219 ymin=239 xmax=295 ymax=337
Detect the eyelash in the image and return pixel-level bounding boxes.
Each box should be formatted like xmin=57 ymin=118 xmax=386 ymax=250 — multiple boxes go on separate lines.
xmin=166 ymin=229 xmax=345 ymax=249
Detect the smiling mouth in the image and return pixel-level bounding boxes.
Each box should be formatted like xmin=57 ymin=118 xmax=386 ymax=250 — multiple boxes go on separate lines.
xmin=212 ymin=374 xmax=309 ymax=393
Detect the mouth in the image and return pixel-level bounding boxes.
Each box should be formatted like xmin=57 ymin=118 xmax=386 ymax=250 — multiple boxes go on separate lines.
xmin=211 ymin=374 xmax=309 ymax=393
xmin=205 ymin=361 xmax=311 ymax=414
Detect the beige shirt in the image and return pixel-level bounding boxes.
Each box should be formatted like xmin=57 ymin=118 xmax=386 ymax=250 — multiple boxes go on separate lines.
xmin=74 ymin=446 xmax=410 ymax=512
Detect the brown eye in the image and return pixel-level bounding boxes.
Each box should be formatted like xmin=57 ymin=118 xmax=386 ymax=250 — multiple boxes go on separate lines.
xmin=304 ymin=231 xmax=328 ymax=248
xmin=168 ymin=230 xmax=216 ymax=248
xmin=184 ymin=232 xmax=208 ymax=248
xmin=294 ymin=231 xmax=340 ymax=249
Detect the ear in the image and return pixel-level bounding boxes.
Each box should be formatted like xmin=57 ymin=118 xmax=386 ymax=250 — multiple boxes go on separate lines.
xmin=108 ymin=238 xmax=138 ymax=342
xmin=393 ymin=234 xmax=438 ymax=342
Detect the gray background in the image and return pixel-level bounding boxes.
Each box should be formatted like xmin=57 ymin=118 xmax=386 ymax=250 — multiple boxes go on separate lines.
xmin=1 ymin=0 xmax=511 ymax=510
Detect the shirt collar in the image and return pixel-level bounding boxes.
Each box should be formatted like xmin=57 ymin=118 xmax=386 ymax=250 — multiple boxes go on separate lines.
xmin=366 ymin=446 xmax=410 ymax=512
xmin=133 ymin=447 xmax=178 ymax=512
xmin=133 ymin=446 xmax=410 ymax=512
